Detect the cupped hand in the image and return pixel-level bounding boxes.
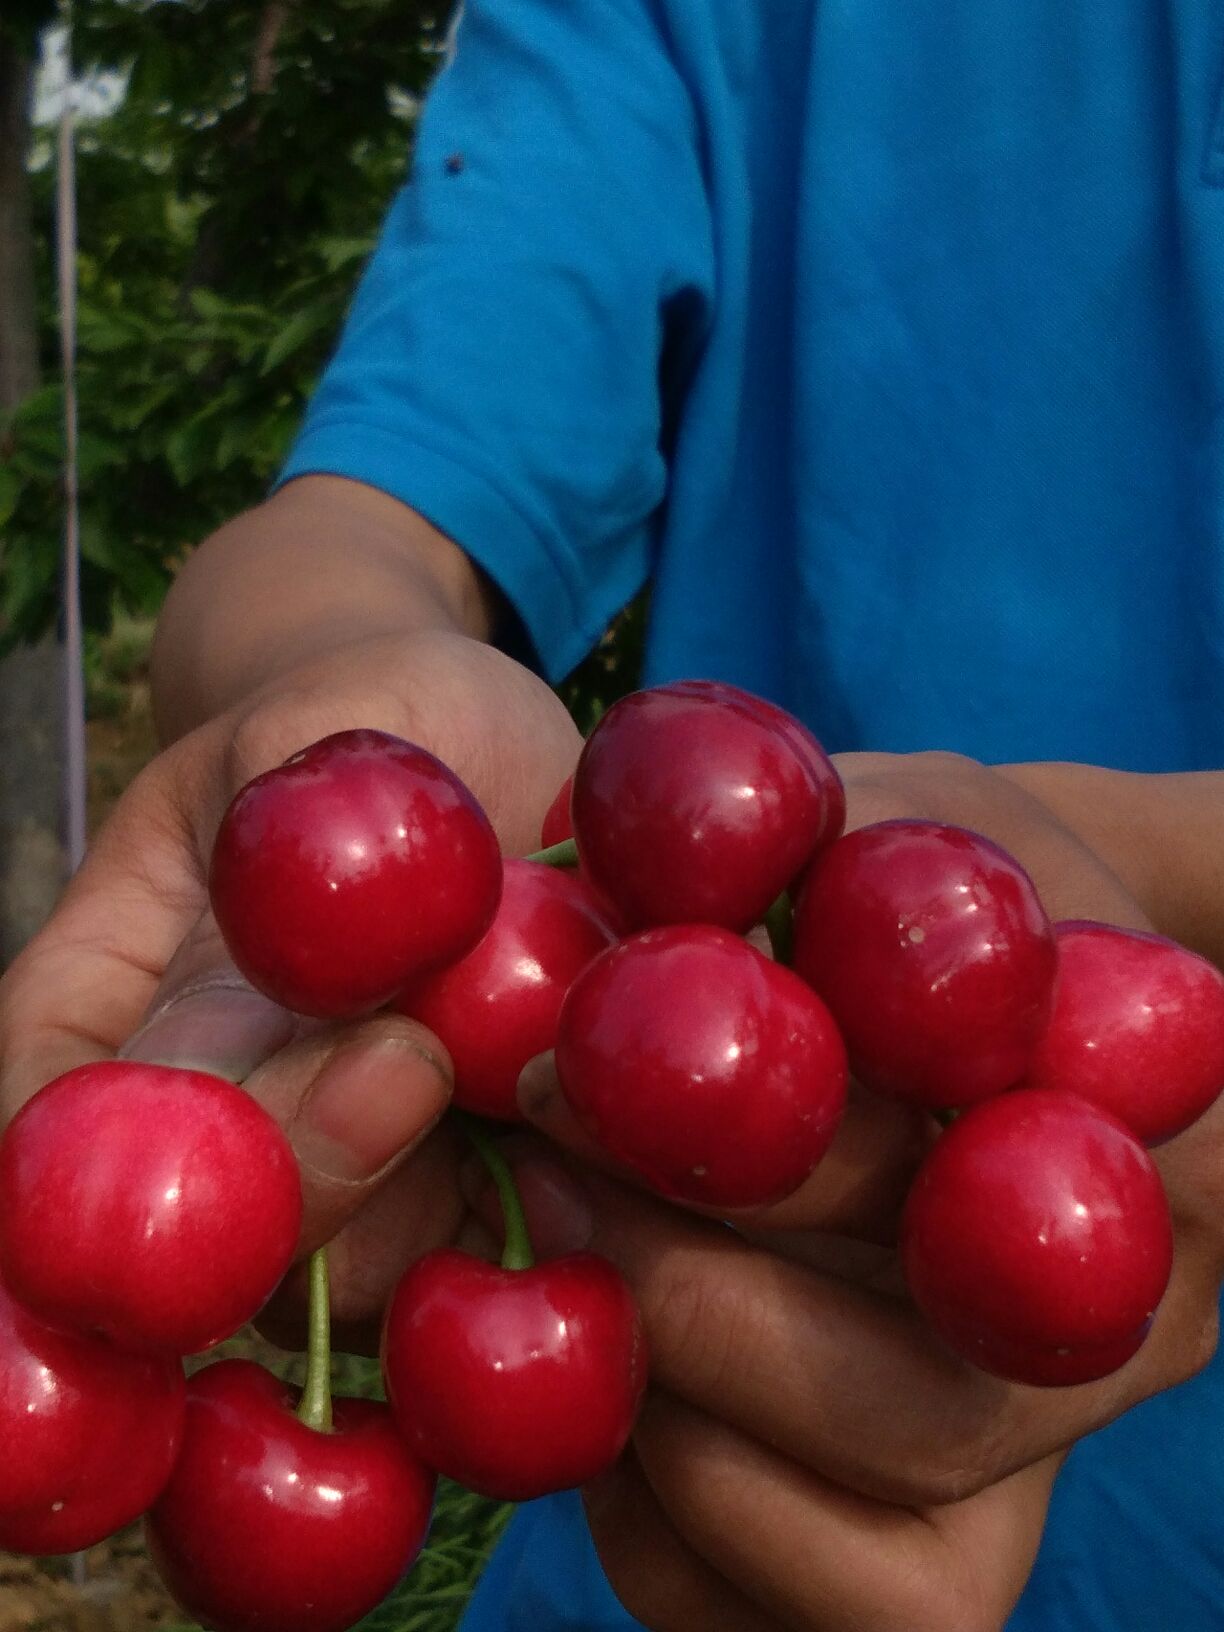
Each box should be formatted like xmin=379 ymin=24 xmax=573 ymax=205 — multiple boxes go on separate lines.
xmin=505 ymin=750 xmax=1224 ymax=1631
xmin=0 ymin=629 xmax=580 ymax=1340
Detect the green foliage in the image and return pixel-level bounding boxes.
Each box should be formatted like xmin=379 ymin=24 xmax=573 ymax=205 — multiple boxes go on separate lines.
xmin=558 ymin=595 xmax=648 ymax=733
xmin=357 ymin=1483 xmax=513 ymax=1632
xmin=3 ymin=0 xmax=449 ymax=644
xmin=0 ymin=0 xmax=57 ymax=53
xmin=4 ymin=0 xmax=645 ymax=709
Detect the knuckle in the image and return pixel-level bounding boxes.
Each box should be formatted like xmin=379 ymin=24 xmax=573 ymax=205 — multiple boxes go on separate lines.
xmin=906 ymin=748 xmax=984 ymax=781
xmin=875 ymin=1565 xmax=1003 ymax=1632
xmin=649 ymin=1257 xmax=767 ymax=1400
xmin=877 ymin=1397 xmax=1014 ymax=1507
xmin=223 ymin=697 xmax=327 ymax=792
xmin=1172 ymin=1302 xmax=1219 ymax=1385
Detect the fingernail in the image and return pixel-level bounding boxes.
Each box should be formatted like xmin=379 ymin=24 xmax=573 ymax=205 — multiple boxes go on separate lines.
xmin=121 ymin=979 xmax=301 ymax=1082
xmin=462 ymin=1148 xmax=595 ymax=1257
xmin=293 ymin=1036 xmax=450 ymax=1184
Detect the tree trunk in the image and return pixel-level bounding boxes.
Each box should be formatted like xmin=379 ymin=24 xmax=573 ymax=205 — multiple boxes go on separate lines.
xmin=0 ymin=30 xmax=66 ymax=967
xmin=0 ymin=38 xmax=39 ymax=400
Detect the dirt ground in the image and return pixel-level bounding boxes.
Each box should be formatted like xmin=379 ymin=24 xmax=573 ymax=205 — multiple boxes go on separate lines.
xmin=0 ymin=1537 xmax=185 ymax=1632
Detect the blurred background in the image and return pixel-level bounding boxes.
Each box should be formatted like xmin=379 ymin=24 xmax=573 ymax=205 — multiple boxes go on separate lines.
xmin=0 ymin=2 xmax=637 ymax=1625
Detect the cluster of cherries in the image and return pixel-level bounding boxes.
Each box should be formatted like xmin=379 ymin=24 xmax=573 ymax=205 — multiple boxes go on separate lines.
xmin=3 ymin=676 xmax=1224 ymax=1632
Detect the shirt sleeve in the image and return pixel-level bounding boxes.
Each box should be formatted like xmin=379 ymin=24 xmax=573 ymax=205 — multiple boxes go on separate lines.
xmin=278 ymin=0 xmax=714 ymax=681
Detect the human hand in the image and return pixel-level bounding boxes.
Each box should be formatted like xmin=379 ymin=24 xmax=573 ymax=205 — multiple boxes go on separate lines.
xmin=0 ymin=629 xmax=581 ymax=1343
xmin=504 ymin=750 xmax=1224 ymax=1630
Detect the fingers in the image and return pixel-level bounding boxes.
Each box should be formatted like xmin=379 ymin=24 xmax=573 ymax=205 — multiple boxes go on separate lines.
xmin=68 ymin=878 xmax=456 ymax=1268
xmin=493 ymin=1162 xmax=1218 ymax=1507
xmin=0 ymin=745 xmax=207 ymax=1113
xmin=519 ymin=1054 xmax=933 ymax=1243
xmin=835 ymin=752 xmax=1151 ymax=930
xmin=583 ymin=1444 xmax=782 ymax=1632
xmin=631 ymin=1394 xmax=1057 ymax=1632
xmin=257 ymin=1120 xmax=473 ymax=1348
xmin=235 ymin=1013 xmax=452 ymax=1242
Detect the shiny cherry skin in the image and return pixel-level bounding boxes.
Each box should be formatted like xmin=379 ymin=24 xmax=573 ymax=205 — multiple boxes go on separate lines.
xmin=210 ymin=728 xmax=502 ymax=1018
xmin=794 ymin=820 xmax=1057 ymax=1108
xmin=901 ymin=1089 xmax=1173 ymax=1385
xmin=540 ymin=774 xmax=574 ymax=847
xmin=0 ymin=1061 xmax=302 ymax=1355
xmin=0 ymin=1277 xmax=184 ymax=1554
xmin=555 ymin=926 xmax=848 ymax=1208
xmin=1026 ymin=921 xmax=1224 ymax=1144
xmin=571 ymin=681 xmax=845 ymax=932
xmin=382 ymin=1250 xmax=645 ymax=1501
xmin=147 ymin=1359 xmax=434 ymax=1632
xmin=395 ymin=859 xmax=618 ymax=1120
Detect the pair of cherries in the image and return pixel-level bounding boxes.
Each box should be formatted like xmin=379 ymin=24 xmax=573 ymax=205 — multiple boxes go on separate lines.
xmin=0 ymin=1060 xmax=435 ymax=1632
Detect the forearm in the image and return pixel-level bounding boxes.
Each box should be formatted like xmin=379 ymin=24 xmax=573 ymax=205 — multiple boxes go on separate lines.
xmin=999 ymin=761 xmax=1224 ymax=967
xmin=152 ymin=475 xmax=496 ymax=742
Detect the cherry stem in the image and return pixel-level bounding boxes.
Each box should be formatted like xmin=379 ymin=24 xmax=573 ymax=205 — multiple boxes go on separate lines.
xmin=456 ymin=1112 xmax=536 ymax=1271
xmin=296 ymin=1247 xmax=333 ymax=1433
xmin=523 ymin=838 xmax=579 ymax=869
xmin=764 ymin=891 xmax=793 ymax=965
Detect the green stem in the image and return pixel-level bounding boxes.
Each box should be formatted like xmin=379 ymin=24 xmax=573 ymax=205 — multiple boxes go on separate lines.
xmin=296 ymin=1247 xmax=333 ymax=1433
xmin=456 ymin=1112 xmax=535 ymax=1270
xmin=764 ymin=891 xmax=793 ymax=965
xmin=523 ymin=838 xmax=579 ymax=869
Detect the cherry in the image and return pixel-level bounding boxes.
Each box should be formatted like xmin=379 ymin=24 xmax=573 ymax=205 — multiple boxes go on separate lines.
xmin=384 ymin=1121 xmax=644 ymax=1502
xmin=383 ymin=1248 xmax=645 ymax=1501
xmin=209 ymin=728 xmax=502 ymax=1018
xmin=571 ymin=680 xmax=844 ymax=932
xmin=901 ymin=1089 xmax=1173 ymax=1385
xmin=555 ymin=926 xmax=848 ymax=1208
xmin=0 ymin=1277 xmax=184 ymax=1554
xmin=147 ymin=1359 xmax=434 ymax=1632
xmin=395 ymin=859 xmax=618 ymax=1120
xmin=1026 ymin=921 xmax=1224 ymax=1144
xmin=0 ymin=1061 xmax=302 ymax=1355
xmin=793 ymin=820 xmax=1056 ymax=1107
xmin=540 ymin=774 xmax=574 ymax=847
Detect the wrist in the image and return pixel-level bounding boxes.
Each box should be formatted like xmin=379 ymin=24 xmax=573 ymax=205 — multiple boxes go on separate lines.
xmin=151 ymin=476 xmax=496 ymax=742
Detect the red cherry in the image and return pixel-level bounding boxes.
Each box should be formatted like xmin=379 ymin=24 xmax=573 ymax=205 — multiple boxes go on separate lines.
xmin=1026 ymin=921 xmax=1224 ymax=1143
xmin=901 ymin=1089 xmax=1173 ymax=1385
xmin=0 ymin=1062 xmax=302 ymax=1355
xmin=555 ymin=926 xmax=847 ymax=1208
xmin=382 ymin=1249 xmax=645 ymax=1501
xmin=794 ymin=820 xmax=1056 ymax=1107
xmin=0 ymin=1277 xmax=184 ymax=1554
xmin=147 ymin=1359 xmax=433 ymax=1632
xmin=395 ymin=859 xmax=618 ymax=1120
xmin=571 ymin=680 xmax=844 ymax=932
xmin=540 ymin=775 xmax=574 ymax=847
xmin=209 ymin=728 xmax=502 ymax=1018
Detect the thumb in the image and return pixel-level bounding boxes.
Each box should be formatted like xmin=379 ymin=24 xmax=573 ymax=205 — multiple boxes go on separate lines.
xmin=122 ymin=910 xmax=453 ymax=1248
xmin=120 ymin=911 xmax=315 ymax=1082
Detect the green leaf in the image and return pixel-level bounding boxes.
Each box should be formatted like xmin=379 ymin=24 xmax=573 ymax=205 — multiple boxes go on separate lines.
xmin=0 ymin=465 xmax=23 ymax=530
xmin=164 ymin=416 xmax=216 ymax=487
xmin=260 ymin=307 xmax=327 ymax=375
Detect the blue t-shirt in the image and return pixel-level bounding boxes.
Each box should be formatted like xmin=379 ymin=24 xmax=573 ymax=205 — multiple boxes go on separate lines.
xmin=281 ymin=2 xmax=1224 ymax=1625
